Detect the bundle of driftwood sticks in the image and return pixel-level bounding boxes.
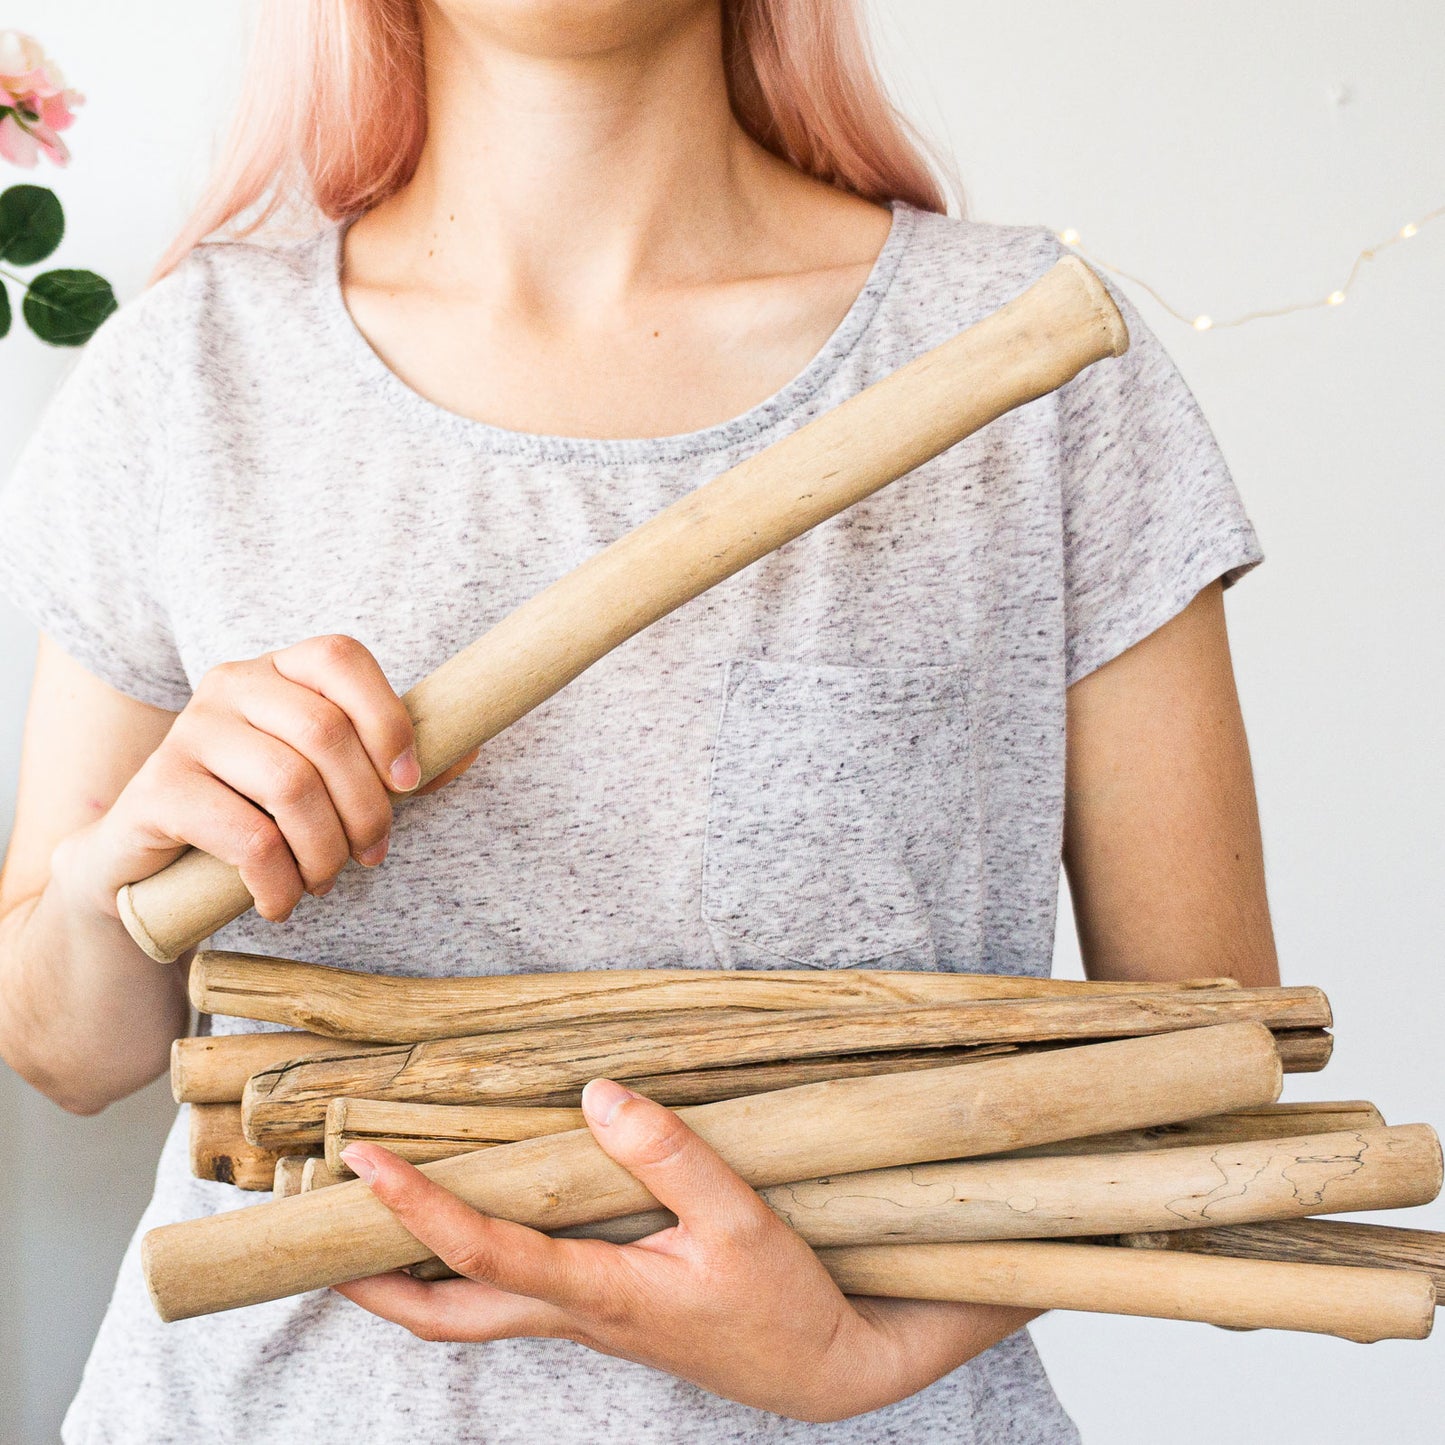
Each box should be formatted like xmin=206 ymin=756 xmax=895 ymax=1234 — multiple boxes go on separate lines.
xmin=142 ymin=949 xmax=1444 ymax=1344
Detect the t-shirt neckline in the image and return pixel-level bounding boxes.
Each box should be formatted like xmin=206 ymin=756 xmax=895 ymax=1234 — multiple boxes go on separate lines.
xmin=314 ymin=199 xmax=917 ymax=465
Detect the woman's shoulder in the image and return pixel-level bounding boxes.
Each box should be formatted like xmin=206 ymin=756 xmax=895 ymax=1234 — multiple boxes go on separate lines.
xmin=886 ymin=205 xmax=1066 ymax=340
xmin=82 ymin=225 xmax=339 ymax=383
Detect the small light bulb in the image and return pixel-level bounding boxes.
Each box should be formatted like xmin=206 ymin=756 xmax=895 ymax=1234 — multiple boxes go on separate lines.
xmin=1401 ymin=222 xmax=1419 ymax=239
xmin=1059 ymin=228 xmax=1081 ymax=246
xmin=1192 ymin=314 xmax=1213 ymax=331
xmin=1327 ymin=290 xmax=1346 ymax=306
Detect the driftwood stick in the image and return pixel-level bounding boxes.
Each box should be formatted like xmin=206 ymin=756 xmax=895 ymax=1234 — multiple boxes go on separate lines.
xmin=272 ymin=1158 xmax=310 ymax=1198
xmin=412 ymin=1125 xmax=1438 ymax=1268
xmin=142 ymin=1021 xmax=1281 ymax=1320
xmin=187 ymin=1103 xmax=295 ymax=1190
xmin=333 ymin=1098 xmax=1386 ymax=1177
xmin=755 ymin=1125 xmax=1441 ymax=1244
xmin=189 ymin=951 xmax=1241 ymax=1042
xmin=118 ymin=257 xmax=1129 ymax=964
xmin=817 ymin=1242 xmax=1435 ymax=1342
xmin=1119 ymin=1219 xmax=1445 ymax=1294
xmin=991 ymin=1101 xmax=1384 ymax=1156
xmin=325 ymin=1099 xmax=585 ymax=1175
xmin=239 ymin=992 xmax=1324 ymax=1148
xmin=171 ymin=1032 xmax=396 ymax=1105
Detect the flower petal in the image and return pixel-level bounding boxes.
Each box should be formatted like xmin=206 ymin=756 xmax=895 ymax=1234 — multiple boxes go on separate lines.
xmin=0 ymin=110 xmax=39 ymax=166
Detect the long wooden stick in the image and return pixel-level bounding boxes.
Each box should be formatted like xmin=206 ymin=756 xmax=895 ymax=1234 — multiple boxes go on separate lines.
xmin=141 ymin=1021 xmax=1281 ymax=1320
xmin=1119 ymin=1218 xmax=1445 ymax=1293
xmin=409 ymin=1124 xmax=1440 ymax=1251
xmin=816 ymin=1242 xmax=1435 ymax=1342
xmin=171 ymin=1031 xmax=396 ymax=1105
xmin=991 ymin=1100 xmax=1384 ymax=1156
xmin=762 ymin=1126 xmax=1442 ymax=1244
xmin=116 ymin=257 xmax=1128 ymax=965
xmin=325 ymin=1098 xmax=1386 ymax=1177
xmin=187 ymin=1103 xmax=295 ymax=1189
xmin=175 ymin=1033 xmax=1005 ymax=1107
xmin=239 ymin=992 xmax=1325 ymax=1148
xmin=325 ymin=1099 xmax=584 ymax=1174
xmin=188 ymin=951 xmax=1240 ymax=1042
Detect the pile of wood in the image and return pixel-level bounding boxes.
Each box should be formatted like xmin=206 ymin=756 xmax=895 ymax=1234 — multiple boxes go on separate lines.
xmin=145 ymin=951 xmax=1443 ymax=1344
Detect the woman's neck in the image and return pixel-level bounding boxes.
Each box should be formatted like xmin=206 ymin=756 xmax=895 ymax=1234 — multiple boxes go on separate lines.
xmin=359 ymin=3 xmax=801 ymax=316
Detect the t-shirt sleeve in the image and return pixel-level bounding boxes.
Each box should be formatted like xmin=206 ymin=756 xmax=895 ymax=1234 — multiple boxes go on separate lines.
xmin=1057 ymin=250 xmax=1263 ymax=686
xmin=0 ymin=283 xmax=193 ymax=711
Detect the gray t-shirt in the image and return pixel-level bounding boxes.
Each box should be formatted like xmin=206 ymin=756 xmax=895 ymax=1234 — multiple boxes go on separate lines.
xmin=0 ymin=200 xmax=1261 ymax=1444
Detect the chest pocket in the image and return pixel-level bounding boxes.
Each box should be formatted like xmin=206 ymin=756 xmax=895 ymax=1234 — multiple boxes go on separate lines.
xmin=701 ymin=659 xmax=980 ymax=970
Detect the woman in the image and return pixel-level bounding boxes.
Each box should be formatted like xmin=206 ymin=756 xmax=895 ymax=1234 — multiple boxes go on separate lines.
xmin=0 ymin=1 xmax=1279 ymax=1440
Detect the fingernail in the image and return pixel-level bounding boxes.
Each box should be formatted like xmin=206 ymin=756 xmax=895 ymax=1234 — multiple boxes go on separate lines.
xmin=358 ymin=835 xmax=389 ymax=868
xmin=390 ymin=747 xmax=421 ymax=792
xmin=582 ymin=1078 xmax=635 ymax=1127
xmin=341 ymin=1145 xmax=378 ymax=1184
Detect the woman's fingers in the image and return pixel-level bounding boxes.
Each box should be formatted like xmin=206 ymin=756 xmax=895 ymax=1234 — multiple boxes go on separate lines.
xmin=176 ymin=709 xmax=352 ymax=894
xmin=333 ymin=1270 xmax=569 ymax=1344
xmin=110 ymin=756 xmax=306 ymax=920
xmin=339 ymin=1144 xmax=607 ymax=1311
xmin=223 ymin=673 xmax=397 ymax=867
xmin=268 ymin=636 xmax=420 ymax=792
xmin=578 ymin=1080 xmax=773 ymax=1244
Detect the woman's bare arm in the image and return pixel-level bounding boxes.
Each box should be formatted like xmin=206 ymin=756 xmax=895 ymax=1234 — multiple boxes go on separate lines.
xmin=0 ymin=639 xmax=187 ymax=1111
xmin=0 ymin=633 xmax=480 ymax=1116
xmin=1063 ymin=580 xmax=1280 ymax=986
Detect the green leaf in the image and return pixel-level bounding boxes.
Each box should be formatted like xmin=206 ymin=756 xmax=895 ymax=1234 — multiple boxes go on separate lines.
xmin=0 ymin=279 xmax=10 ymax=339
xmin=23 ymin=269 xmax=117 ymax=346
xmin=0 ymin=184 xmax=65 ymax=266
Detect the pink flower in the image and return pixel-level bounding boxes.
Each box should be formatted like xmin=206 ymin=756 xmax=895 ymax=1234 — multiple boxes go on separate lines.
xmin=0 ymin=31 xmax=82 ymax=168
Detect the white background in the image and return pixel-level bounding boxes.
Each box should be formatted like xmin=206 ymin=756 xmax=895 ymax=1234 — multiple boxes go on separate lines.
xmin=1 ymin=2 xmax=1441 ymax=1440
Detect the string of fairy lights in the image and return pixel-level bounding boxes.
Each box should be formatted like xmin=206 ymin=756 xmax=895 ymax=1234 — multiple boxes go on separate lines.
xmin=1055 ymin=203 xmax=1444 ymax=330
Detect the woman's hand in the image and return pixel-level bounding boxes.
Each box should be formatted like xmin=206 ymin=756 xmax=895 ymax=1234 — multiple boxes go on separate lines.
xmin=49 ymin=634 xmax=478 ymax=927
xmin=333 ymin=1081 xmax=1036 ymax=1423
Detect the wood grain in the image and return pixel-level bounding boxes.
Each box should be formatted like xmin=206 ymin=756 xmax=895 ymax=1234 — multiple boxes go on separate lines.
xmin=817 ymin=1242 xmax=1435 ymax=1342
xmin=187 ymin=1103 xmax=293 ymax=1190
xmin=189 ymin=951 xmax=1241 ymax=1042
xmin=239 ymin=992 xmax=1324 ymax=1148
xmin=332 ymin=1098 xmax=1386 ymax=1176
xmin=1120 ymin=1217 xmax=1445 ymax=1294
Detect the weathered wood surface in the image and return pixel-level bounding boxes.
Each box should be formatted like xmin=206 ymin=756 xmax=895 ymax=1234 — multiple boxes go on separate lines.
xmin=432 ymin=1124 xmax=1440 ymax=1254
xmin=331 ymin=1098 xmax=1386 ymax=1176
xmin=817 ymin=1241 xmax=1435 ymax=1342
xmin=991 ymin=1101 xmax=1383 ymax=1157
xmin=187 ymin=1103 xmax=294 ymax=1190
xmin=1271 ymin=1029 xmax=1332 ymax=1072
xmin=757 ymin=1125 xmax=1441 ymax=1244
xmin=171 ymin=1031 xmax=396 ymax=1105
xmin=239 ymin=992 xmax=1322 ymax=1148
xmin=1120 ymin=1218 xmax=1445 ymax=1294
xmin=142 ymin=1022 xmax=1281 ymax=1320
xmin=189 ymin=951 xmax=1242 ymax=1042
xmin=326 ymin=1099 xmax=585 ymax=1174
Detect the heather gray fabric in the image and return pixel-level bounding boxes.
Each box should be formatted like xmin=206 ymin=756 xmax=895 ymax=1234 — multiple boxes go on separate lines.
xmin=0 ymin=200 xmax=1261 ymax=1444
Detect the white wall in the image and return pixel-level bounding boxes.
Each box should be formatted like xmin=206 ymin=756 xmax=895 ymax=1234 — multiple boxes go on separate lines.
xmin=2 ymin=2 xmax=1442 ymax=1440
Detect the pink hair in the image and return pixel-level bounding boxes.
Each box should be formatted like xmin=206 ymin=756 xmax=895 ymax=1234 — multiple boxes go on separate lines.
xmin=153 ymin=0 xmax=951 ymax=280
